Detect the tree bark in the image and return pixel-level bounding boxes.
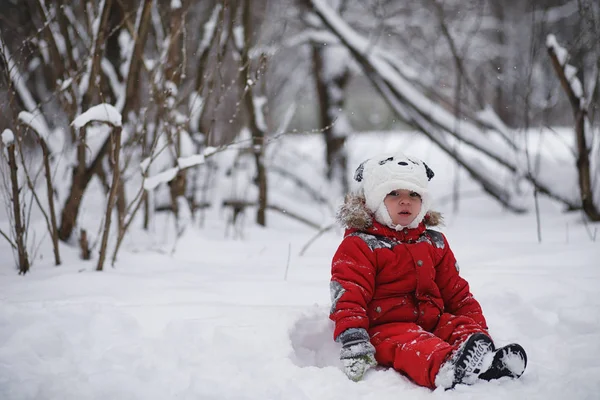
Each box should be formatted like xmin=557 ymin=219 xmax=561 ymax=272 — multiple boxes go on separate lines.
xmin=56 ymin=0 xmax=76 ymax=73
xmin=40 ymin=139 xmax=61 ymax=265
xmin=489 ymin=0 xmax=510 ymax=125
xmin=15 ymin=115 xmax=62 ymax=265
xmin=111 ymin=179 xmax=151 ymax=266
xmin=164 ymin=1 xmax=189 ymax=224
xmin=32 ymin=0 xmax=65 ymax=91
xmin=121 ymin=0 xmax=153 ymax=118
xmin=81 ymin=0 xmax=114 ymax=111
xmin=116 ymin=180 xmax=126 ymax=235
xmin=6 ymin=138 xmax=30 ymax=274
xmin=165 ymin=2 xmax=185 ymax=88
xmin=57 ymin=0 xmax=116 ymax=242
xmin=97 ymin=126 xmax=122 ymax=271
xmin=240 ymin=0 xmax=268 ymax=226
xmin=192 ymin=3 xmax=225 ymax=134
xmin=79 ymin=229 xmax=90 ymax=260
xmin=59 ymin=130 xmax=112 ymax=241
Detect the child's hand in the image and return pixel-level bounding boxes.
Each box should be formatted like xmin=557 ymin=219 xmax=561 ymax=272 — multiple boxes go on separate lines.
xmin=340 ymin=339 xmax=377 ymax=381
xmin=341 ymin=352 xmax=377 ymax=381
xmin=337 ymin=328 xmax=377 ymax=381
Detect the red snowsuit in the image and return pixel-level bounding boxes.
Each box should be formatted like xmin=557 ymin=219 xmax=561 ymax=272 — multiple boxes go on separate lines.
xmin=330 ymin=211 xmax=488 ymax=389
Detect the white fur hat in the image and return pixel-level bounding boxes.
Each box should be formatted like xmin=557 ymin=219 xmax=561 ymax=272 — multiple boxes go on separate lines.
xmin=353 ymin=152 xmax=434 ymax=230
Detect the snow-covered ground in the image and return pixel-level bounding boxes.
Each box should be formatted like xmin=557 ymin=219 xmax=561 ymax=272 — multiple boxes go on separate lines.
xmin=1 ymin=132 xmax=599 ymax=400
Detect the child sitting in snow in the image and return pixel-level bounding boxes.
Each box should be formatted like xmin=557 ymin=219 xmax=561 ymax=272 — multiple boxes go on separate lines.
xmin=329 ymin=152 xmax=527 ymax=389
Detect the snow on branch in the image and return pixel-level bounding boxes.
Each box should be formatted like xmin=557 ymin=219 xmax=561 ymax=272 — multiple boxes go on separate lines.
xmin=309 ymin=0 xmax=517 ymax=166
xmin=18 ymin=111 xmax=51 ymax=141
xmin=2 ymin=129 xmax=15 ymax=146
xmin=189 ymin=91 xmax=204 ymax=133
xmin=72 ymin=103 xmax=123 ymax=129
xmin=197 ymin=3 xmax=222 ymax=56
xmin=233 ymin=26 xmax=244 ymax=52
xmin=546 ymin=34 xmax=586 ymax=109
xmin=101 ymin=58 xmax=124 ymax=109
xmin=142 ymin=149 xmax=213 ymax=191
xmin=178 ymin=154 xmax=205 ymax=170
xmin=308 ymin=0 xmax=582 ymax=210
xmin=0 ymin=39 xmax=50 ymax=137
xmin=533 ymin=0 xmax=579 ymax=24
xmin=475 ymin=105 xmax=512 ymax=142
xmin=282 ymin=29 xmax=339 ymax=49
xmin=36 ymin=0 xmax=67 ymax=58
xmin=253 ymin=96 xmax=268 ymax=133
xmin=144 ymin=167 xmax=178 ymax=190
xmin=546 ymin=33 xmax=599 ymax=220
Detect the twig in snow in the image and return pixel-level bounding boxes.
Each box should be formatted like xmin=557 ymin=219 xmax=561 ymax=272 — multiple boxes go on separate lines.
xmin=299 ymin=222 xmax=335 ymax=256
xmin=284 ymin=243 xmax=292 ymax=281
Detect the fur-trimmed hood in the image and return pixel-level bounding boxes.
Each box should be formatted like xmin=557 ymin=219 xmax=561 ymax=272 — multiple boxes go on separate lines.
xmin=336 ymin=193 xmax=443 ymax=231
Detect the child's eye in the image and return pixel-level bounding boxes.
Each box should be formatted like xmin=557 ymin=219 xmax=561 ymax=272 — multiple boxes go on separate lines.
xmin=388 ymin=191 xmax=399 ymax=196
xmin=410 ymin=192 xmax=421 ymax=198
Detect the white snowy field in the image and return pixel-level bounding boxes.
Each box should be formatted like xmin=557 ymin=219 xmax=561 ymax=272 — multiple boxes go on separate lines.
xmin=1 ymin=131 xmax=600 ymax=400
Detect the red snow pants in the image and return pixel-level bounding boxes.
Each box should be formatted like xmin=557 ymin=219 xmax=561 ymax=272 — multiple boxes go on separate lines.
xmin=368 ymin=313 xmax=489 ymax=389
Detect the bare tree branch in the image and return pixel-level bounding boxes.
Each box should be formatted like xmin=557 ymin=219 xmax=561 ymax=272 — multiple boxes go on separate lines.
xmin=547 ymin=35 xmax=600 ymax=220
xmin=0 ymin=227 xmax=17 ymax=250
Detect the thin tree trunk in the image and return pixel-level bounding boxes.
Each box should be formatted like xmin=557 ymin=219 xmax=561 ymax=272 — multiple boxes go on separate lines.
xmin=143 ymin=108 xmax=161 ymax=231
xmin=574 ymin=111 xmax=598 ymax=219
xmin=165 ymin=1 xmax=185 ymax=88
xmin=56 ymin=0 xmax=76 ymax=73
xmin=59 ymin=126 xmax=88 ymax=241
xmin=111 ymin=180 xmax=148 ymax=266
xmin=121 ymin=0 xmax=153 ymax=118
xmin=164 ymin=1 xmax=189 ymax=227
xmin=16 ymin=115 xmax=62 ymax=265
xmin=240 ymin=0 xmax=268 ymax=226
xmin=192 ymin=3 xmax=225 ymax=133
xmin=32 ymin=0 xmax=65 ymax=91
xmin=489 ymin=0 xmax=509 ymax=125
xmin=5 ymin=137 xmax=30 ymax=274
xmin=40 ymin=140 xmax=61 ymax=265
xmin=59 ymin=132 xmax=112 ymax=241
xmin=79 ymin=229 xmax=90 ymax=260
xmin=548 ymin=41 xmax=600 ymax=221
xmin=97 ymin=126 xmax=122 ymax=271
xmin=116 ymin=180 xmax=126 ymax=235
xmin=58 ymin=0 xmax=116 ymax=242
xmin=143 ymin=190 xmax=150 ymax=230
xmin=81 ymin=0 xmax=114 ymax=110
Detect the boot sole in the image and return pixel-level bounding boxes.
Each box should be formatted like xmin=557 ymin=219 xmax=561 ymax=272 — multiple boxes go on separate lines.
xmin=479 ymin=343 xmax=527 ymax=381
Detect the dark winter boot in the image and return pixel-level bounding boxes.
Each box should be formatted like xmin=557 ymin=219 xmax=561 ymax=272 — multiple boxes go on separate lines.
xmin=435 ymin=333 xmax=495 ymax=389
xmin=479 ymin=343 xmax=527 ymax=381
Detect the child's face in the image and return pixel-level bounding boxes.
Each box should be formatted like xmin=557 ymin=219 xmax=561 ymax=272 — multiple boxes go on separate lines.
xmin=383 ymin=189 xmax=422 ymax=226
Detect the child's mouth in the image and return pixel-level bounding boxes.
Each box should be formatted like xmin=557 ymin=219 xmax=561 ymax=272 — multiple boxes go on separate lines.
xmin=399 ymin=211 xmax=411 ymax=215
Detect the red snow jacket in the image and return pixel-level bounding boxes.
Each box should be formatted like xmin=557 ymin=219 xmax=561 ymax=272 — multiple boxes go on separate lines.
xmin=330 ymin=195 xmax=487 ymax=340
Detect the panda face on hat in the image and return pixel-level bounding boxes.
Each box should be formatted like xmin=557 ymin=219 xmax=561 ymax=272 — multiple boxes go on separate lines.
xmin=353 ymin=153 xmax=434 ymax=230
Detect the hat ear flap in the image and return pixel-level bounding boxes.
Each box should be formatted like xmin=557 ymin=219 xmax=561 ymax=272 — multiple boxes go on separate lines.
xmin=423 ymin=162 xmax=435 ymax=181
xmin=354 ymin=160 xmax=368 ymax=182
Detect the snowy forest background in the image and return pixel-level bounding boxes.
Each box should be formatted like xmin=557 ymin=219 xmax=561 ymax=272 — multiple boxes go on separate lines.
xmin=0 ymin=0 xmax=599 ymax=272
xmin=1 ymin=1 xmax=600 ymax=399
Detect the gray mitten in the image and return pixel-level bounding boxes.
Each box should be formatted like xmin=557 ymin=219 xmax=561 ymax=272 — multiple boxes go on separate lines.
xmin=337 ymin=328 xmax=377 ymax=382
